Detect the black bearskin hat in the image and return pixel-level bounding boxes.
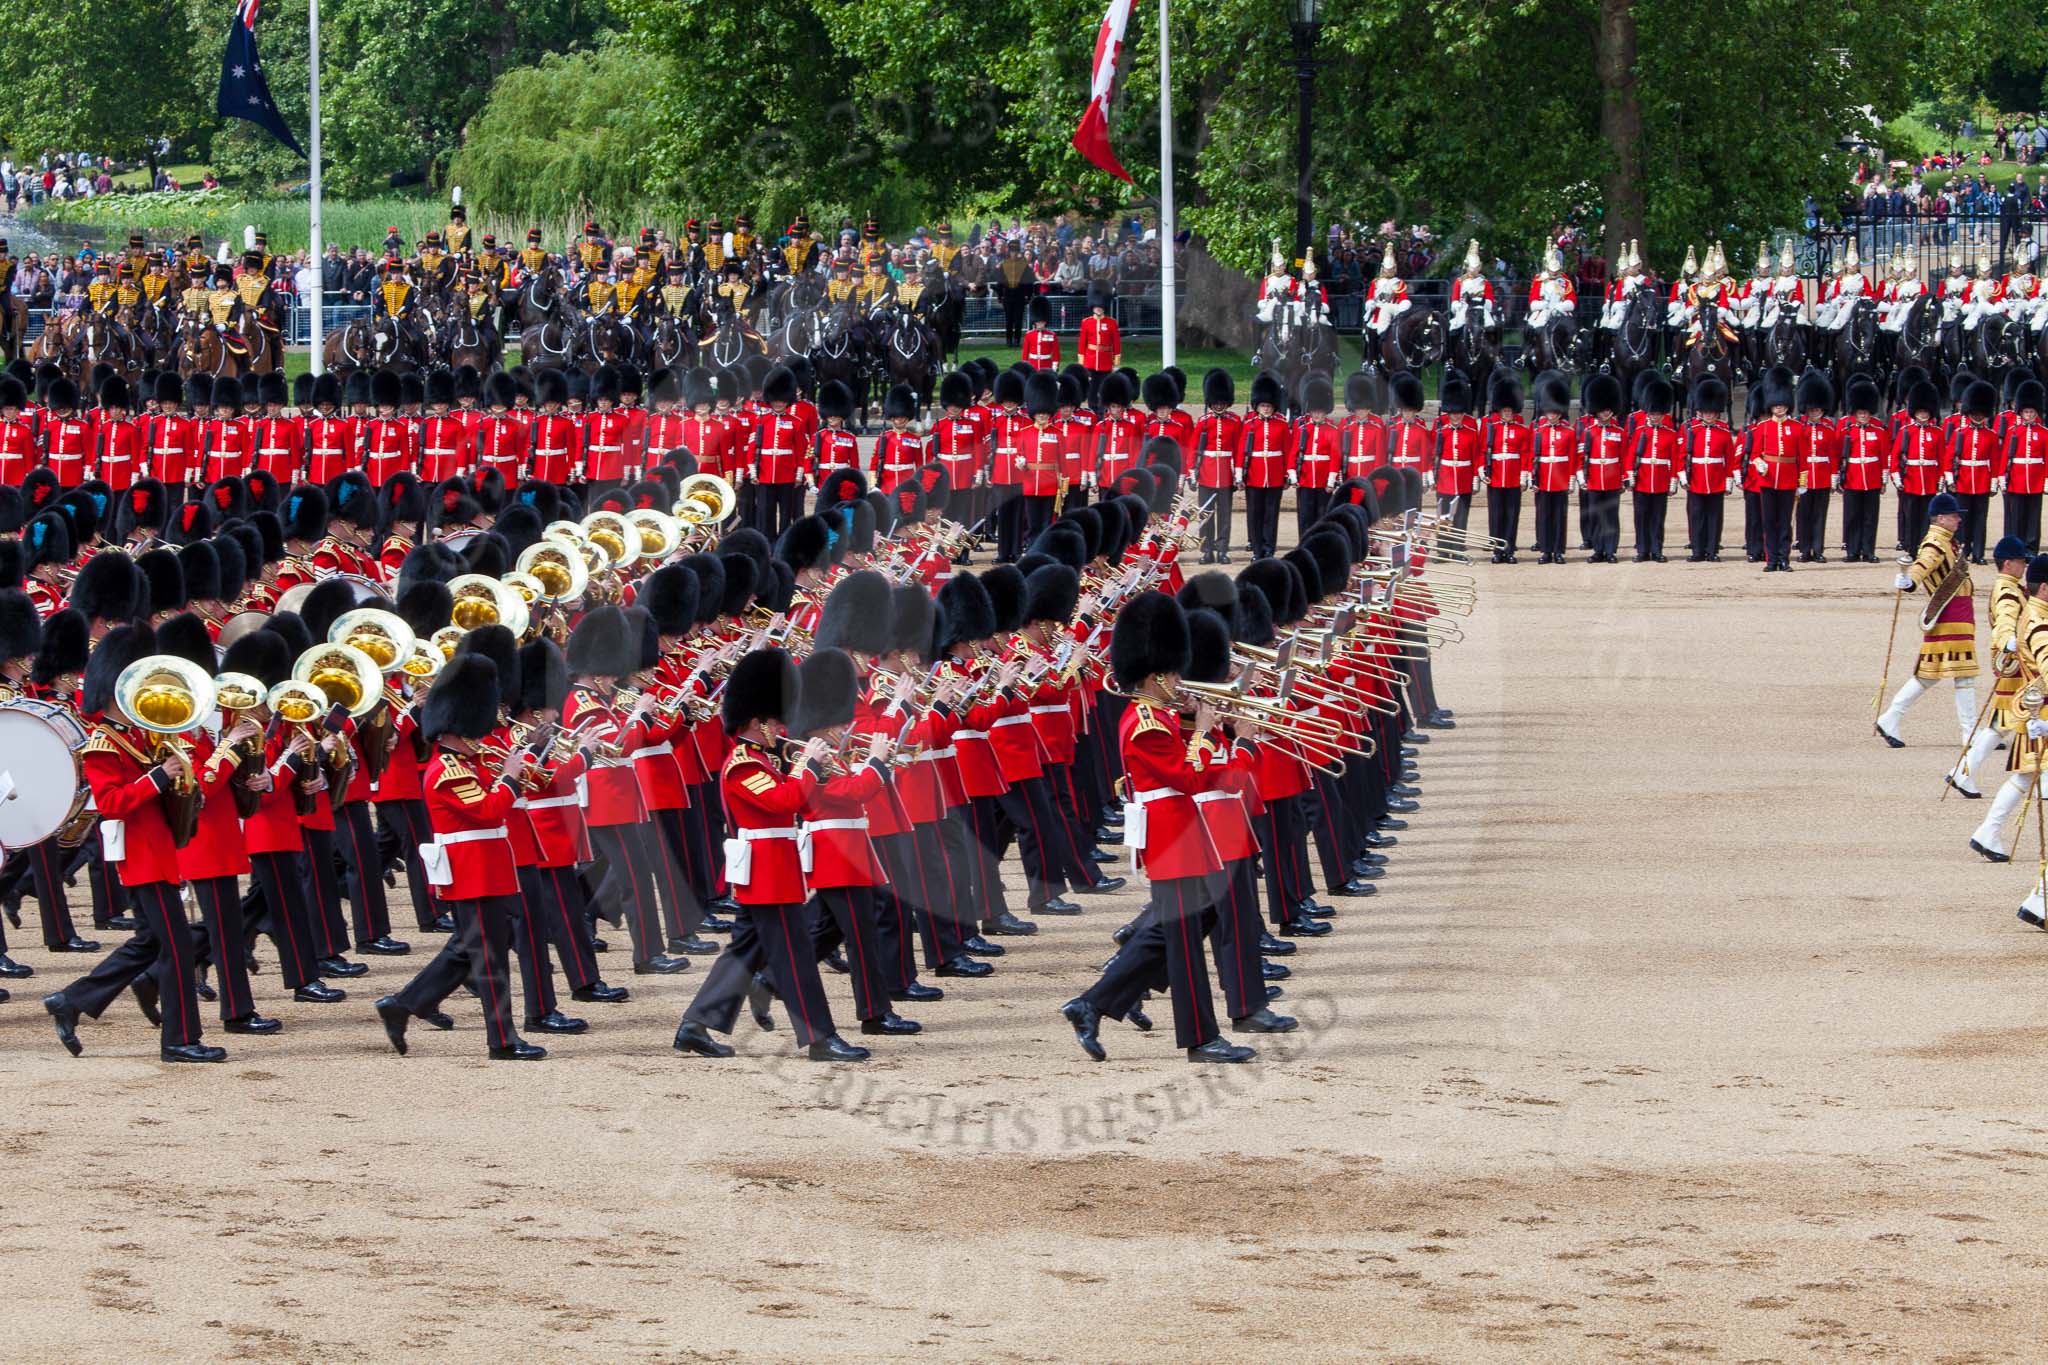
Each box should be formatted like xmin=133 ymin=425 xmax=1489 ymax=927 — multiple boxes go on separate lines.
xmin=791 ymin=647 xmax=859 ymax=736
xmin=888 ymin=582 xmax=935 ymax=659
xmin=516 ymin=639 xmax=570 ymax=715
xmin=220 ymin=627 xmax=290 ymax=688
xmin=775 ymin=514 xmax=832 ymax=575
xmin=420 ymin=656 xmax=501 ymax=741
xmin=136 ymin=547 xmax=184 ymax=615
xmin=0 ymin=588 xmax=40 ymax=661
xmin=396 ymin=581 xmax=453 ymax=637
xmin=1184 ymin=607 xmax=1232 ymax=685
xmin=154 ymin=611 xmax=217 ymax=672
xmin=566 ymin=605 xmax=638 ymax=678
xmin=721 ymin=647 xmax=799 ymax=733
xmin=68 ymin=549 xmax=140 ymax=623
xmin=1024 ymin=564 xmax=1079 ymax=624
xmin=453 ymin=624 xmax=521 ymax=711
xmin=640 ymin=563 xmax=699 ymax=637
xmin=936 ymin=572 xmax=997 ymax=650
xmin=81 ymin=621 xmax=154 ymax=715
xmin=1110 ymin=591 xmax=1189 ymax=689
xmin=982 ymin=563 xmax=1026 ymax=633
xmin=397 ymin=542 xmax=465 ymax=598
xmin=31 ymin=608 xmax=88 ymax=686
xmin=814 ymin=569 xmax=892 ymax=655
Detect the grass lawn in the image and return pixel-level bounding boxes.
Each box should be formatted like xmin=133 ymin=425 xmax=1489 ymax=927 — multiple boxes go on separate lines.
xmin=109 ymin=163 xmax=213 ymax=192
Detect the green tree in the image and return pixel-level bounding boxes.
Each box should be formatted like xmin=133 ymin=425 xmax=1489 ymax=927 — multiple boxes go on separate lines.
xmin=0 ymin=0 xmax=210 ymax=179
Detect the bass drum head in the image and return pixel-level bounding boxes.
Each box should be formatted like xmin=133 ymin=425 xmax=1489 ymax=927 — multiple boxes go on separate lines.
xmin=0 ymin=707 xmax=84 ymax=849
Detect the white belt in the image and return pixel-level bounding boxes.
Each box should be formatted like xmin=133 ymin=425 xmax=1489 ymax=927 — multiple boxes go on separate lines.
xmin=631 ymin=743 xmax=674 ymax=759
xmin=1028 ymin=704 xmax=1070 ymax=716
xmin=438 ymin=826 xmax=508 ymax=845
xmin=591 ymin=756 xmax=633 ymax=768
xmin=1121 ymin=785 xmax=1179 ymax=851
xmin=915 ymin=746 xmax=957 ymax=761
xmin=797 ymin=817 xmax=868 ymax=871
xmin=419 ymin=825 xmax=509 ymax=887
xmin=953 ymin=728 xmax=988 ymax=741
xmin=515 ymin=794 xmax=581 ymax=811
xmin=1193 ymin=791 xmax=1237 ymax=806
xmin=992 ymin=714 xmax=1035 ymax=729
xmin=722 ymin=825 xmax=801 ymax=887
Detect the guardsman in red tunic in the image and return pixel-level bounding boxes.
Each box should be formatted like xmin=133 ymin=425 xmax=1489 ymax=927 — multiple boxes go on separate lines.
xmin=1895 ymin=379 xmax=1948 ymax=551
xmin=1061 ymin=593 xmax=1250 ymax=1064
xmin=1142 ymin=372 xmax=1196 ymax=452
xmin=375 ymin=655 xmax=544 ymax=1060
xmin=92 ymin=376 xmax=144 ymax=493
xmin=1948 ymin=379 xmax=2003 ymax=562
xmin=1682 ymin=377 xmax=1736 ymax=561
xmin=250 ymin=372 xmax=299 ymax=483
xmin=418 ymin=371 xmax=470 ymax=484
xmin=930 ymin=370 xmax=984 ymax=551
xmin=1236 ymin=371 xmax=1291 ymax=559
xmin=1339 ymin=371 xmax=1387 ymax=484
xmin=751 ymin=365 xmax=809 ymax=541
xmin=0 ymin=373 xmax=36 ymax=485
xmin=1743 ymin=368 xmax=1805 ymax=571
xmin=675 ymin=648 xmax=871 ymax=1061
xmin=1791 ymin=370 xmax=1838 ymax=561
xmin=811 ymin=379 xmax=860 ymax=477
xmin=1017 ymin=371 xmax=1066 ymax=547
xmin=1578 ymin=373 xmax=1627 ymax=563
xmin=1192 ymin=369 xmax=1242 ymax=563
xmin=675 ymin=369 xmax=730 ymax=481
xmin=301 ymin=374 xmax=356 ymax=486
xmin=1293 ymin=374 xmax=1342 ymax=538
xmin=644 ymin=370 xmax=690 ymax=468
xmin=1021 ymin=295 xmax=1061 ymax=371
xmin=871 ymin=384 xmax=926 ymax=493
xmin=1477 ymin=372 xmax=1529 ymax=561
xmin=1386 ymin=371 xmax=1433 ymax=481
xmin=987 ymin=370 xmax=1028 ymax=562
xmin=1055 ymin=369 xmax=1095 ymax=513
xmin=2001 ymin=379 xmax=2048 ymax=552
xmin=42 ymin=624 xmax=221 ymax=1062
xmin=582 ymin=365 xmax=635 ymax=494
xmin=1076 ymin=281 xmax=1120 ymax=406
xmin=145 ymin=373 xmax=201 ymax=492
xmin=1836 ymin=376 xmax=1892 ymax=562
xmin=1627 ymin=373 xmax=1681 ymax=562
xmin=358 ymin=370 xmax=414 ymax=489
xmin=529 ymin=370 xmax=580 ymax=485
xmin=198 ymin=376 xmax=253 ymax=485
xmin=474 ymin=373 xmax=529 ymax=486
xmin=1431 ymin=372 xmax=1482 ymax=532
xmin=41 ymin=377 xmax=92 ymax=488
xmin=1091 ymin=372 xmax=1144 ymax=497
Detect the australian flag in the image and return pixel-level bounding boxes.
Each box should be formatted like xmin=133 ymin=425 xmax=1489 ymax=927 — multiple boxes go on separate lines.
xmin=217 ymin=0 xmax=305 ymax=158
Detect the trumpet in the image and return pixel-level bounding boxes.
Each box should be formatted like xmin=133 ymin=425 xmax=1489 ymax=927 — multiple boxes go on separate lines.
xmin=212 ymin=669 xmax=269 ymax=818
xmin=115 ymin=654 xmax=215 ymax=846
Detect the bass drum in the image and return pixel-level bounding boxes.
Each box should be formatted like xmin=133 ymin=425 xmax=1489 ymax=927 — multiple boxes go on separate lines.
xmin=0 ymin=699 xmax=89 ymax=850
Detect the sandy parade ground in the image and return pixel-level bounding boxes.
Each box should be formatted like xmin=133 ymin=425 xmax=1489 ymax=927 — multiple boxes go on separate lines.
xmin=4 ymin=489 xmax=2048 ymax=1360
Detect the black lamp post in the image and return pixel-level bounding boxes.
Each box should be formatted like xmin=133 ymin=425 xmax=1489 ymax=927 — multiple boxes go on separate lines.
xmin=1291 ymin=0 xmax=1323 ymax=267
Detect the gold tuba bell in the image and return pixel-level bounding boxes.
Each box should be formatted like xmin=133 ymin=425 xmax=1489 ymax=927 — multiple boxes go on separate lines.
xmin=627 ymin=507 xmax=682 ymax=561
xmin=515 ymin=538 xmax=589 ymax=603
xmin=115 ymin=654 xmax=215 ymax=847
xmin=674 ymin=473 xmax=736 ymax=535
xmin=292 ymin=642 xmax=384 ymax=719
xmin=330 ymin=607 xmax=417 ymax=675
xmin=580 ymin=511 xmax=638 ymax=570
xmin=447 ymin=573 xmax=530 ymax=637
xmin=212 ymin=670 xmax=269 ymax=817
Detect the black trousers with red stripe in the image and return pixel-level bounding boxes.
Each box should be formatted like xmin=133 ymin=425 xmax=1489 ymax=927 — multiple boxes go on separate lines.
xmin=519 ymin=864 xmax=601 ymax=991
xmin=809 ymin=885 xmax=893 ymax=1021
xmin=901 ymin=821 xmax=969 ymax=970
xmin=301 ymin=826 xmax=351 ymax=958
xmin=246 ymin=850 xmax=323 ymax=989
xmin=649 ymin=807 xmax=700 ymax=940
xmin=59 ymin=880 xmax=204 ymax=1048
xmin=1079 ymin=872 xmax=1222 ymax=1049
xmin=337 ymin=800 xmax=394 ymax=947
xmin=683 ymin=903 xmax=837 ymax=1047
xmin=1255 ymin=795 xmax=1312 ymax=925
xmin=376 ymin=797 xmax=438 ymax=933
xmin=989 ymin=775 xmax=1092 ymax=913
xmin=392 ymin=894 xmax=517 ymax=1051
xmin=1208 ymin=858 xmax=1265 ymax=1022
xmin=507 ymin=871 xmax=559 ymax=1022
xmin=189 ymin=874 xmax=255 ymax=1023
xmin=589 ymin=823 xmax=664 ymax=966
xmin=25 ymin=839 xmax=83 ymax=947
xmin=871 ymin=830 xmax=929 ymax=987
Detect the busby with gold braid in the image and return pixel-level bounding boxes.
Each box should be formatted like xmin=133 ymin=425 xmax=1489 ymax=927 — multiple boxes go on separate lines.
xmin=722 ymin=647 xmax=799 ymax=734
xmin=1111 ymin=590 xmax=1190 ymax=690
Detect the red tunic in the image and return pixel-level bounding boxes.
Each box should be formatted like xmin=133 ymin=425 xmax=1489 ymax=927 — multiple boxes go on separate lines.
xmin=44 ymin=415 xmax=94 ymax=486
xmin=1018 ymin=422 xmax=1063 ymax=498
xmin=475 ymin=413 xmax=528 ymax=485
xmin=1387 ymin=417 xmax=1433 ymax=476
xmin=1094 ymin=412 xmax=1144 ymax=487
xmin=753 ymin=411 xmax=807 ymax=485
xmin=988 ymin=411 xmax=1027 ymax=488
xmin=303 ymin=415 xmax=357 ymax=486
xmin=1744 ymin=417 xmax=1805 ymax=493
xmin=2003 ymin=420 xmax=2048 ymax=496
xmin=722 ymin=739 xmax=817 ymax=905
xmin=814 ymin=427 xmax=861 ymax=477
xmin=871 ymin=429 xmax=928 ymax=493
xmin=147 ymin=412 xmax=202 ymax=487
xmin=0 ymin=417 xmax=36 ymax=485
xmin=423 ymin=749 xmax=519 ymax=901
xmin=529 ymin=413 xmax=580 ymax=485
xmin=1294 ymin=417 xmax=1342 ymax=492
xmin=418 ymin=415 xmax=471 ymax=484
xmin=583 ymin=410 xmax=634 ymax=482
xmin=201 ymin=416 xmax=254 ymax=484
xmin=1482 ymin=414 xmax=1530 ymax=489
xmin=1895 ymin=420 xmax=1947 ymax=496
xmin=802 ymin=760 xmax=886 ymax=888
xmin=1627 ymin=418 xmax=1681 ymax=495
xmin=1194 ymin=412 xmax=1243 ymax=489
xmin=252 ymin=415 xmax=302 ymax=483
xmin=1021 ymin=327 xmax=1061 ymax=370
xmin=1797 ymin=418 xmax=1839 ymax=490
xmin=931 ymin=415 xmax=985 ymax=496
xmin=359 ymin=416 xmax=414 ymax=488
xmin=1683 ymin=419 xmax=1736 ymax=495
xmin=82 ymin=722 xmax=182 ymax=888
xmin=1077 ymin=316 xmax=1120 ymax=372
xmin=1580 ymin=419 xmax=1627 ymax=492
xmin=176 ymin=733 xmax=253 ymax=882
xmin=562 ymin=685 xmax=648 ymax=827
xmin=1836 ymin=417 xmax=1891 ymax=493
xmin=94 ymin=417 xmax=145 ymax=491
xmin=1433 ymin=415 xmax=1483 ymax=496
xmin=1236 ymin=414 xmax=1292 ymax=489
xmin=1118 ymin=699 xmax=1220 ymax=880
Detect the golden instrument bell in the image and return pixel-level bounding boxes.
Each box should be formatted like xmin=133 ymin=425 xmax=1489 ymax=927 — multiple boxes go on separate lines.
xmin=291 ymin=642 xmax=383 ymax=719
xmin=264 ymin=679 xmax=328 ymax=726
xmin=627 ymin=507 xmax=681 ymax=561
xmin=211 ymin=671 xmax=267 ymax=714
xmin=401 ymin=638 xmax=444 ymax=682
xmin=115 ymin=655 xmax=216 ymax=734
xmin=579 ymin=510 xmax=638 ymax=569
xmin=330 ymin=607 xmax=418 ymax=675
xmin=514 ymin=538 xmax=588 ymax=604
xmin=447 ymin=573 xmax=530 ymax=638
xmin=674 ymin=472 xmax=735 ymax=528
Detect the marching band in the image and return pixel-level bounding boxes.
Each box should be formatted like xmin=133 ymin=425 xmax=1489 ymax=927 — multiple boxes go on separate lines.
xmin=0 ymin=355 xmax=1470 ymax=1066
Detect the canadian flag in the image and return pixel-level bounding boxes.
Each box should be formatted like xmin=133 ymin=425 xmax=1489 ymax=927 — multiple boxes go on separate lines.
xmin=1071 ymin=0 xmax=1136 ymax=183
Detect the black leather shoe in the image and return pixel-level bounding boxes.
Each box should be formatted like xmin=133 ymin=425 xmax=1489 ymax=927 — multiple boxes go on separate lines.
xmin=983 ymin=910 xmax=1039 ymax=935
xmin=673 ymin=934 xmax=718 ymax=955
xmin=162 ymin=1042 xmax=228 ymax=1063
xmin=1364 ymin=830 xmax=1399 ymax=848
xmin=1333 ymin=879 xmax=1378 ymax=897
xmin=1258 ymin=932 xmax=1296 ymax=956
xmin=962 ymin=934 xmax=1006 ymax=957
xmin=1233 ymin=1007 xmax=1298 ymax=1033
xmin=860 ymin=1012 xmax=922 ymax=1035
xmin=633 ymin=955 xmax=691 ymax=975
xmin=1297 ymin=899 xmax=1334 ymax=917
xmin=133 ymin=979 xmax=162 ymax=1025
xmin=318 ymin=956 xmax=369 ymax=979
xmin=1970 ymin=838 xmax=2012 ymax=864
xmin=2019 ymin=905 xmax=2047 ymax=930
xmin=1400 ymin=745 xmax=1419 ymax=758
xmin=293 ymin=982 xmax=346 ymax=1003
xmin=1187 ymin=1038 xmax=1256 ymax=1062
xmin=193 ymin=974 xmax=217 ymax=1003
xmin=1406 ymin=732 xmax=1430 ymax=745
xmin=1266 ymin=983 xmax=1283 ymax=1000
xmin=589 ymin=936 xmax=610 ymax=952
xmin=0 ymin=954 xmax=30 ymax=978
xmin=1036 ymin=897 xmax=1084 ymax=915
xmin=224 ymin=1013 xmax=282 ymax=1035
xmin=357 ymin=935 xmax=410 ymax=956
xmin=1111 ymin=918 xmax=1139 ymax=945
xmin=374 ymin=996 xmax=411 ymax=1055
xmin=526 ymin=1010 xmax=588 ymax=1034
xmin=706 ymin=895 xmax=740 ymax=913
xmin=1075 ymin=875 xmax=1126 ymax=895
xmin=44 ymin=991 xmax=81 ymax=1056
xmin=50 ymin=935 xmax=100 ymax=953
xmin=488 ymin=1038 xmax=548 ymax=1060
xmin=892 ymin=981 xmax=944 ymax=1002
xmin=747 ymin=971 xmax=777 ymax=1029
xmin=1087 ymin=847 xmax=1118 ymax=864
xmin=1060 ymin=998 xmax=1106 ymax=1061
xmin=430 ymin=912 xmax=455 ymax=933
xmin=1385 ymin=798 xmax=1420 ymax=814
xmin=571 ymin=981 xmax=630 ymax=1003
xmin=1388 ymin=783 xmax=1422 ymax=799
xmin=1425 ymin=711 xmax=1455 ymax=729
xmin=822 ymin=950 xmax=850 ymax=974
xmin=697 ymin=912 xmax=735 ymax=933
xmin=806 ymin=1034 xmax=871 ymax=1061
xmin=1874 ymin=720 xmax=1905 ymax=748
xmin=936 ymin=955 xmax=993 ymax=978
xmin=421 ymin=1010 xmax=455 ymax=1031
xmin=1262 ymin=959 xmax=1291 ymax=980
xmin=674 ymin=1021 xmax=735 ymax=1056
xmin=1378 ymin=816 xmax=1410 ymax=831
xmin=101 ymin=915 xmax=138 ymax=930
xmin=1129 ymin=1001 xmax=1154 ymax=1031
xmin=1279 ymin=917 xmax=1332 ymax=938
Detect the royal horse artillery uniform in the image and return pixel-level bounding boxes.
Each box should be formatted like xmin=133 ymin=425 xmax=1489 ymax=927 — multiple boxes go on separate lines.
xmin=1878 ymin=506 xmax=1979 ymax=749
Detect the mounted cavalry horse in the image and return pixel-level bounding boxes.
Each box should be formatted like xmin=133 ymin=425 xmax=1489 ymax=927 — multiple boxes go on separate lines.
xmin=324 ymin=309 xmax=422 ymax=378
xmin=32 ymin=309 xmax=133 ymax=381
xmin=1254 ymin=299 xmax=1338 ymax=409
xmin=870 ymin=295 xmax=940 ymax=417
xmin=1677 ymin=299 xmax=1738 ymax=399
xmin=1362 ymin=306 xmax=1446 ymax=383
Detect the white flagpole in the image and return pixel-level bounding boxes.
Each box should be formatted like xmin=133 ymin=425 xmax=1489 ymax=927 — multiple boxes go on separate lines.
xmin=307 ymin=0 xmax=324 ymax=375
xmin=1157 ymin=0 xmax=1175 ymax=368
